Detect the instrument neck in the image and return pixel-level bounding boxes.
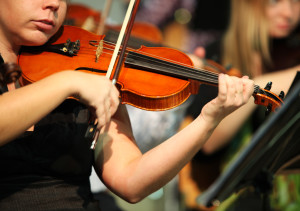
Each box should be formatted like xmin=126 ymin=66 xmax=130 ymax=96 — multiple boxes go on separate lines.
xmin=125 ymin=51 xmax=219 ymax=86
xmin=124 ymin=51 xmax=268 ymax=98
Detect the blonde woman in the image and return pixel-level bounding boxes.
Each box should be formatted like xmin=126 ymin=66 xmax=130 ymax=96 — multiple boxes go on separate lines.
xmin=222 ymin=0 xmax=300 ymax=77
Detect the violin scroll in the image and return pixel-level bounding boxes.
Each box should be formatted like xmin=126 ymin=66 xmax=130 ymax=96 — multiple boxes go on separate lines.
xmin=253 ymin=82 xmax=284 ymax=115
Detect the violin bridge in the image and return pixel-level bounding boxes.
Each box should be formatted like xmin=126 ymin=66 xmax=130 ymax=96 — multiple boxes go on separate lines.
xmin=95 ymin=40 xmax=104 ymax=63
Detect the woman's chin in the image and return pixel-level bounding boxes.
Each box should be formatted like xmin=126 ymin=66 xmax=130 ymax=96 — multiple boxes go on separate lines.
xmin=22 ymin=34 xmax=52 ymax=46
xmin=270 ymin=28 xmax=293 ymax=39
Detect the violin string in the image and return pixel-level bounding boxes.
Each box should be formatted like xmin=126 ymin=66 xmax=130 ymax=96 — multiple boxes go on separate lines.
xmin=103 ymin=40 xmax=220 ymax=78
xmin=102 ymin=45 xmax=219 ymax=83
xmin=78 ymin=40 xmax=220 ymax=83
xmin=101 ymin=45 xmax=219 ymax=83
xmin=81 ymin=39 xmax=221 ymax=76
xmin=126 ymin=51 xmax=219 ymax=84
xmin=80 ymin=41 xmax=209 ymax=78
xmin=80 ymin=47 xmax=219 ymax=84
xmin=74 ymin=44 xmax=260 ymax=94
xmin=83 ymin=40 xmax=207 ymax=77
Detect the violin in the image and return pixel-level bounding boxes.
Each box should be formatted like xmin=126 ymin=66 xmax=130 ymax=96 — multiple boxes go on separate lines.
xmin=64 ymin=3 xmax=163 ymax=49
xmin=18 ymin=25 xmax=284 ymax=112
xmin=64 ymin=3 xmax=101 ymax=32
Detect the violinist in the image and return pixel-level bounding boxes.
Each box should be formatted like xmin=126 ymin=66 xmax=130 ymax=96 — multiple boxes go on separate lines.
xmin=0 ymin=0 xmax=254 ymax=210
xmin=180 ymin=0 xmax=300 ymax=210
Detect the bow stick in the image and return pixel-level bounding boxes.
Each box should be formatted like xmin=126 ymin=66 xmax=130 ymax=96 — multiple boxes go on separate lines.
xmin=105 ymin=0 xmax=140 ymax=84
xmin=90 ymin=0 xmax=141 ymax=149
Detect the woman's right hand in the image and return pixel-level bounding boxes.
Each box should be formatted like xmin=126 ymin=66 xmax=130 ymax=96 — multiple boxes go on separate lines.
xmin=67 ymin=71 xmax=120 ymax=128
xmin=0 ymin=71 xmax=119 ymax=145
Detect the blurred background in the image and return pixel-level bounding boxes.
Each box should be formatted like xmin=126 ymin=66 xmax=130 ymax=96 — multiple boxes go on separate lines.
xmin=71 ymin=0 xmax=126 ymax=24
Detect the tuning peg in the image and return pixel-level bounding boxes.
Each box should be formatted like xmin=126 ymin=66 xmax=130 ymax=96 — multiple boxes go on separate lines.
xmin=65 ymin=39 xmax=71 ymax=47
xmin=74 ymin=40 xmax=80 ymax=50
xmin=279 ymin=91 xmax=285 ymax=100
xmin=264 ymin=82 xmax=272 ymax=91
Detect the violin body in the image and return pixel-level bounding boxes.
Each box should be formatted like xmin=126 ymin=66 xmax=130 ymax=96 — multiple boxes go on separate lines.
xmin=18 ymin=25 xmax=200 ymax=110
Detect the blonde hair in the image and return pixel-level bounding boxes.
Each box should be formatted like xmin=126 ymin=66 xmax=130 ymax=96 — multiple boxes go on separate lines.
xmin=221 ymin=0 xmax=271 ymax=77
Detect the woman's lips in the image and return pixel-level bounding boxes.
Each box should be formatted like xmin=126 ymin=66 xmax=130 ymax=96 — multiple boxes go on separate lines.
xmin=34 ymin=19 xmax=55 ymax=31
xmin=277 ymin=23 xmax=291 ymax=30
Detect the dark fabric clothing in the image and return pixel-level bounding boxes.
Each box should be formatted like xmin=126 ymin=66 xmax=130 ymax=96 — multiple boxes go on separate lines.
xmin=0 ymin=54 xmax=8 ymax=94
xmin=93 ymin=191 xmax=123 ymax=211
xmin=268 ymin=34 xmax=300 ymax=73
xmin=0 ymin=99 xmax=97 ymax=210
xmin=0 ymin=53 xmax=97 ymax=210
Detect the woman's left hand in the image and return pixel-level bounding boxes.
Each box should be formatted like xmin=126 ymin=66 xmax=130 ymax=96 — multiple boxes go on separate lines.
xmin=199 ymin=74 xmax=254 ymax=127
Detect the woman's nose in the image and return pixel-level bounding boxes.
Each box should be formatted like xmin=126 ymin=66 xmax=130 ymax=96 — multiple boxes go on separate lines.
xmin=43 ymin=0 xmax=60 ymax=11
xmin=280 ymin=1 xmax=293 ymax=19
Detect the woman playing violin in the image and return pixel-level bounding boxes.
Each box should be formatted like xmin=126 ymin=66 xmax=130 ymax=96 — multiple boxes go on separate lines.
xmin=0 ymin=0 xmax=254 ymax=210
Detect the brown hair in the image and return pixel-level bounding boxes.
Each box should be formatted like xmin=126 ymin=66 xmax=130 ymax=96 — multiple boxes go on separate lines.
xmin=0 ymin=63 xmax=22 ymax=88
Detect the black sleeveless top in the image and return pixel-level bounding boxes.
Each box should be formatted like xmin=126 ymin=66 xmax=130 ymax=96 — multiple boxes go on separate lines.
xmin=0 ymin=55 xmax=98 ymax=210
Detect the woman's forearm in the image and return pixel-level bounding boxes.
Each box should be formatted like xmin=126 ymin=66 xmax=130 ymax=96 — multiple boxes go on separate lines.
xmin=0 ymin=71 xmax=74 ymax=145
xmin=95 ymin=112 xmax=217 ymax=203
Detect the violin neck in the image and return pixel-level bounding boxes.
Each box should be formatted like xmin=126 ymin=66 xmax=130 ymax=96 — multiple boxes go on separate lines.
xmin=125 ymin=51 xmax=219 ymax=86
xmin=124 ymin=52 xmax=266 ymax=98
